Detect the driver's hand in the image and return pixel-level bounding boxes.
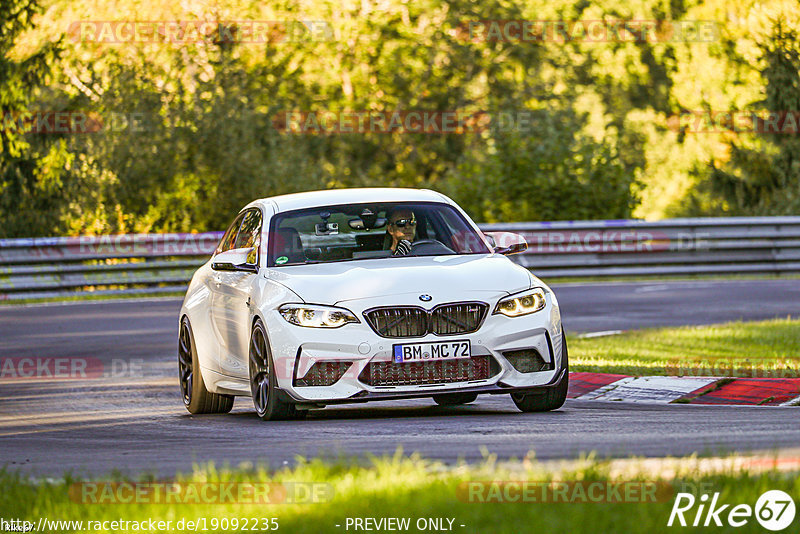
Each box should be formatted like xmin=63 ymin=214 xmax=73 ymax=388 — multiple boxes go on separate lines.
xmin=394 ymin=239 xmax=412 ymax=256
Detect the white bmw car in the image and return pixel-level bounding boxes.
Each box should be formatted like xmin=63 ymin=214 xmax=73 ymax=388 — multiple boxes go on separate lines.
xmin=179 ymin=188 xmax=568 ymax=420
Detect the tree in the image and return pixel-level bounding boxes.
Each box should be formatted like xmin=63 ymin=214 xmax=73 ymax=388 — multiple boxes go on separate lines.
xmin=0 ymin=0 xmax=66 ymax=237
xmin=446 ymin=109 xmax=638 ymax=222
xmin=700 ymin=19 xmax=800 ymax=215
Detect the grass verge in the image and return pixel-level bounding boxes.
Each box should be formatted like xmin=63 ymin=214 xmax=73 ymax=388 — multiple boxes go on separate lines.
xmin=1 ymin=453 xmax=798 ymax=534
xmin=569 ymin=317 xmax=800 ymax=376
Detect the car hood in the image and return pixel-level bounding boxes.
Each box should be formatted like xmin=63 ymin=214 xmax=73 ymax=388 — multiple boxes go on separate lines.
xmin=265 ymin=254 xmax=533 ymax=305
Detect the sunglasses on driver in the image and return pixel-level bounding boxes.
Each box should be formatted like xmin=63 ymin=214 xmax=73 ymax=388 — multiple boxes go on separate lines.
xmin=391 ymin=218 xmax=417 ymax=228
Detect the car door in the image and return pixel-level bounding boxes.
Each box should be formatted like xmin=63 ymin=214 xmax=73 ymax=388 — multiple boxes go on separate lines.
xmin=211 ymin=208 xmax=263 ymax=378
xmin=208 ymin=211 xmax=246 ymax=373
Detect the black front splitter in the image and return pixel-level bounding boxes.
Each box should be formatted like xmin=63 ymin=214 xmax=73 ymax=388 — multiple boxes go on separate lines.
xmin=276 ymin=368 xmax=568 ymax=407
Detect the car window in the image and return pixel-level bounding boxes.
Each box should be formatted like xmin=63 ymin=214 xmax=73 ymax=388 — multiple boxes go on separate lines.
xmin=234 ymin=209 xmax=262 ymax=250
xmin=437 ymin=208 xmax=488 ymax=253
xmin=216 ymin=212 xmax=246 ymax=254
xmin=268 ymin=202 xmax=491 ymax=266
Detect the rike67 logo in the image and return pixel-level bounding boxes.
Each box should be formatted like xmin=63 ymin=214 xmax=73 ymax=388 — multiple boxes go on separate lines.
xmin=668 ymin=490 xmax=796 ymax=530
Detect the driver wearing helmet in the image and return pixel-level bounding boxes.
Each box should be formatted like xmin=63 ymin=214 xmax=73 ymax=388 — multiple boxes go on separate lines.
xmin=386 ymin=208 xmax=417 ymax=256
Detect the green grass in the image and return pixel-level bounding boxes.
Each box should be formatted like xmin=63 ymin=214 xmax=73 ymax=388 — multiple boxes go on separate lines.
xmin=569 ymin=317 xmax=800 ymax=376
xmin=1 ymin=453 xmax=798 ymax=534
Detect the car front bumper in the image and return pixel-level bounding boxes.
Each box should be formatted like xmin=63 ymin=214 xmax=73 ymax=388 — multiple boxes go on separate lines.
xmin=264 ymin=291 xmax=565 ymax=404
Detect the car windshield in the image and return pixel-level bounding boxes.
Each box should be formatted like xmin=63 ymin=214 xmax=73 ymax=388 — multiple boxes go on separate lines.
xmin=268 ymin=202 xmax=491 ymax=266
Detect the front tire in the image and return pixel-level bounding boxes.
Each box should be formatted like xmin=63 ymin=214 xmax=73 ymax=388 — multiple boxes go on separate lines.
xmin=249 ymin=319 xmax=306 ymax=421
xmin=179 ymin=317 xmax=234 ymax=414
xmin=511 ymin=332 xmax=569 ymax=413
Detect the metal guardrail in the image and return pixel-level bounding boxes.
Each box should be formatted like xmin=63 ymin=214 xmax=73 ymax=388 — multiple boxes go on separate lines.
xmin=0 ymin=233 xmax=222 ymax=301
xmin=1 ymin=217 xmax=799 ymax=301
xmin=481 ymin=216 xmax=800 ymax=278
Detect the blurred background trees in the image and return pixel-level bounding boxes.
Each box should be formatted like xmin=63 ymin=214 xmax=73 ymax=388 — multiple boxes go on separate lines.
xmin=1 ymin=0 xmax=65 ymax=236
xmin=1 ymin=0 xmax=798 ymax=236
xmin=694 ymin=18 xmax=800 ymax=215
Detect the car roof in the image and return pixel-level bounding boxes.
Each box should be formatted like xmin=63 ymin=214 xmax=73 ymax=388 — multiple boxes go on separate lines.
xmin=246 ymin=188 xmax=453 ymax=213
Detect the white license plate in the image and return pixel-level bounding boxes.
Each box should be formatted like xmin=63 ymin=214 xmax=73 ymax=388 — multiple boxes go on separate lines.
xmin=392 ymin=340 xmax=471 ymax=363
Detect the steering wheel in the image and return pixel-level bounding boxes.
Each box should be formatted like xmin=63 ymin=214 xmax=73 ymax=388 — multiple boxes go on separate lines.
xmin=410 ymin=239 xmax=455 ymax=255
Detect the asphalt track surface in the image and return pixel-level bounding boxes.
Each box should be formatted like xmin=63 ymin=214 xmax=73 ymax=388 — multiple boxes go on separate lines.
xmin=1 ymin=279 xmax=799 ymax=476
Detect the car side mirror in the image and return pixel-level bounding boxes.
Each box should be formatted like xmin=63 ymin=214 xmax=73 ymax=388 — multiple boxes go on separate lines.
xmin=211 ymin=247 xmax=259 ymax=273
xmin=483 ymin=231 xmax=528 ymax=255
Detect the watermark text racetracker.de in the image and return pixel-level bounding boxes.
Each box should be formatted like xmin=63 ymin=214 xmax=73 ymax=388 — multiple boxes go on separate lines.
xmin=68 ymin=20 xmax=334 ymax=43
xmin=3 ymin=110 xmax=558 ymax=136
xmin=1 ymin=232 xmax=223 ymax=261
xmin=457 ymin=480 xmax=675 ymax=503
xmin=454 ymin=19 xmax=720 ymax=43
xmin=70 ymin=481 xmax=333 ymax=505
xmin=271 ymin=109 xmax=646 ymax=135
xmin=20 ymin=109 xmax=798 ymax=137
xmin=668 ymin=110 xmax=800 ymax=135
xmin=501 ymin=229 xmax=711 ymax=254
xmin=0 ymin=357 xmax=143 ymax=381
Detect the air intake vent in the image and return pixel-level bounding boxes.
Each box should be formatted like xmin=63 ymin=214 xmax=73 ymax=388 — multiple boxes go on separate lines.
xmin=502 ymin=349 xmax=550 ymax=373
xmin=295 ymin=361 xmax=353 ymax=387
xmin=358 ymin=355 xmax=499 ymax=386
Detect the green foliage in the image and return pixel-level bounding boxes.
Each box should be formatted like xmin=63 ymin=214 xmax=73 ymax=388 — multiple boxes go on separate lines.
xmin=0 ymin=0 xmax=67 ymax=237
xmin=447 ymin=110 xmax=638 ymax=222
xmin=700 ymin=20 xmax=800 ymax=215
xmin=2 ymin=0 xmax=798 ymax=236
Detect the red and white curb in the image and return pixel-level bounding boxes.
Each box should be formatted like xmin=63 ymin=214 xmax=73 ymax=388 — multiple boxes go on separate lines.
xmin=567 ymin=373 xmax=800 ymax=406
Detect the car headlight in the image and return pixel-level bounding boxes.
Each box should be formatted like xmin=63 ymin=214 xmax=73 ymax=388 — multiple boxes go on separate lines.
xmin=278 ymin=304 xmax=359 ymax=328
xmin=493 ymin=288 xmax=547 ymax=317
